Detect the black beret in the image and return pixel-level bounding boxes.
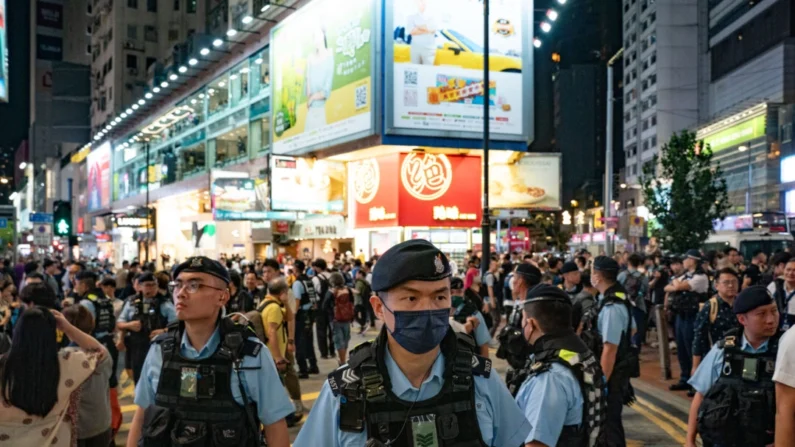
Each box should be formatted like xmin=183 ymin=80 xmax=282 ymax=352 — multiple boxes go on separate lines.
xmin=173 ymin=256 xmax=230 ymax=285
xmin=593 ymin=256 xmax=619 ymax=272
xmin=137 ymin=272 xmax=156 ymax=283
xmin=524 ymin=284 xmax=572 ymax=305
xmin=371 ymin=239 xmax=451 ymax=292
xmin=686 ymin=249 xmax=702 ymax=261
xmin=560 ymin=261 xmax=579 ymax=275
xmin=733 ymin=285 xmax=775 ymax=314
xmin=515 ymin=263 xmax=542 ymax=284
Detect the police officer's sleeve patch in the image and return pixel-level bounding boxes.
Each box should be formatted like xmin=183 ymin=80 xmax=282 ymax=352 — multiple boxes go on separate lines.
xmin=242 ymin=339 xmax=262 ymax=358
xmin=471 ymin=355 xmax=492 ymax=378
xmin=328 ymin=365 xmax=360 ymax=397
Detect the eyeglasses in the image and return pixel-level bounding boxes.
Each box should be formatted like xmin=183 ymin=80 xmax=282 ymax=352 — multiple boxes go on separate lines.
xmin=169 ymin=280 xmax=227 ymax=295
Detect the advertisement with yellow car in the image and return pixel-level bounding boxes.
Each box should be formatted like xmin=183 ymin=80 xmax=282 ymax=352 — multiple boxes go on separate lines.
xmin=387 ymin=0 xmax=532 ymax=139
xmin=270 ymin=0 xmax=373 ymax=155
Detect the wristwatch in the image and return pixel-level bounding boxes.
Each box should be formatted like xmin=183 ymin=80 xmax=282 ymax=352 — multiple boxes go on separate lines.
xmin=287 ymin=339 xmax=295 ymax=344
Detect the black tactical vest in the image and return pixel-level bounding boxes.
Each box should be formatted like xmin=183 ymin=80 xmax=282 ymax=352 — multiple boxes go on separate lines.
xmin=670 ymin=271 xmax=708 ymax=315
xmin=142 ymin=319 xmax=263 ymax=447
xmin=329 ymin=328 xmax=491 ymax=447
xmin=507 ymin=333 xmax=607 ymax=447
xmin=87 ymin=291 xmax=116 ymax=336
xmin=129 ymin=294 xmax=169 ymax=344
xmin=697 ymin=329 xmax=781 ymax=447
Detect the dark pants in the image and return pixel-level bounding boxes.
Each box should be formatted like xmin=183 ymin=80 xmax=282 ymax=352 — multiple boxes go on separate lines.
xmin=128 ymin=337 xmax=151 ymax=384
xmin=675 ymin=313 xmax=696 ymax=383
xmin=631 ymin=307 xmax=647 ymax=346
xmin=364 ymin=298 xmax=376 ymax=324
xmin=78 ymin=428 xmax=113 ymax=447
xmin=295 ymin=310 xmax=317 ymax=374
xmin=315 ymin=313 xmax=334 ymax=358
xmin=602 ymin=374 xmax=627 ymax=447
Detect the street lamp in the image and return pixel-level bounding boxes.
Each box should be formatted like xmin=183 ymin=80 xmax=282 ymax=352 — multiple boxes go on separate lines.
xmin=480 ymin=0 xmax=491 ymax=274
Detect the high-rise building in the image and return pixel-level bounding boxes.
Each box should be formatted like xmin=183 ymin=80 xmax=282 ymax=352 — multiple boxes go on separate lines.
xmin=621 ymin=0 xmax=698 ymax=189
xmin=89 ymin=0 xmax=205 ymax=137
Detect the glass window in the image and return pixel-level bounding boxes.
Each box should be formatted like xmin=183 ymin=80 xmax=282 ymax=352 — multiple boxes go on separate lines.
xmin=208 ymin=75 xmax=230 ymax=116
xmin=214 ymin=126 xmax=248 ymax=166
xmin=250 ymin=48 xmax=270 ymax=96
xmin=251 ymin=116 xmax=271 ymax=153
xmin=229 ymin=61 xmax=250 ymax=107
xmin=147 ymin=0 xmax=157 ymax=12
xmin=179 ymin=143 xmax=207 ymax=178
xmin=187 ymin=0 xmax=197 ymax=13
xmin=126 ymin=54 xmax=137 ymax=69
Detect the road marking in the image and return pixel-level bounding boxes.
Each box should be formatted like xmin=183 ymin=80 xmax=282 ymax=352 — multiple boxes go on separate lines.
xmin=632 ymin=400 xmax=687 ymax=445
xmin=635 ymin=396 xmax=689 ymax=432
xmin=120 ymin=391 xmax=322 ymax=415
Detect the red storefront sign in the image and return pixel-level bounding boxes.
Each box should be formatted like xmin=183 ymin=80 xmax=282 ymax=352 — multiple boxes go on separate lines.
xmin=350 ymin=153 xmax=482 ymax=228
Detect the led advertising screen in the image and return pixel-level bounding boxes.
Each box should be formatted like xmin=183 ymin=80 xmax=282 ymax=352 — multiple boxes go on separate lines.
xmin=270 ymin=0 xmax=374 ymax=155
xmin=385 ymin=0 xmax=533 ymax=141
xmin=270 ymin=155 xmax=346 ymax=213
xmin=488 ymin=154 xmax=561 ymax=210
xmin=0 ymin=0 xmax=7 ymax=103
xmin=211 ymin=170 xmax=270 ymax=220
xmin=87 ymin=143 xmax=112 ymax=211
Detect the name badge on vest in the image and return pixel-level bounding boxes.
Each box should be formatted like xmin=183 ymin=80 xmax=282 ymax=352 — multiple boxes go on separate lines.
xmin=180 ymin=367 xmax=198 ymax=399
xmin=411 ymin=414 xmax=439 ymax=447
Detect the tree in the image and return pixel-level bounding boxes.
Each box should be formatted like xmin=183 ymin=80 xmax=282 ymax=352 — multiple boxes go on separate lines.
xmin=640 ymin=130 xmax=730 ymax=253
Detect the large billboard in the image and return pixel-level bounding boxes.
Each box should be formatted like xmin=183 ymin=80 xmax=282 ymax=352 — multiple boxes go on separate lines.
xmin=270 ymin=156 xmax=346 ymax=213
xmin=87 ymin=143 xmax=111 ymax=212
xmin=385 ymin=0 xmax=533 ymax=141
xmin=211 ymin=170 xmax=270 ymax=220
xmin=488 ymin=154 xmax=561 ymax=210
xmin=0 ymin=0 xmax=7 ymax=103
xmin=270 ymin=0 xmax=373 ymax=155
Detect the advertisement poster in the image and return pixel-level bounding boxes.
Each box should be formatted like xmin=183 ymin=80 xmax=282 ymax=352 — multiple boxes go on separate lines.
xmin=270 ymin=156 xmax=346 ymax=213
xmin=211 ymin=171 xmax=270 ymax=220
xmin=87 ymin=143 xmax=111 ymax=212
xmin=37 ymin=1 xmax=63 ymax=29
xmin=270 ymin=0 xmax=373 ymax=155
xmin=350 ymin=152 xmax=482 ymax=228
xmin=389 ymin=0 xmax=528 ymax=136
xmin=488 ymin=154 xmax=561 ymax=210
xmin=0 ymin=0 xmax=7 ymax=103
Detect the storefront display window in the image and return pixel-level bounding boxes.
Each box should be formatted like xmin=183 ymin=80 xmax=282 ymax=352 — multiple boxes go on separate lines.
xmin=208 ymin=74 xmax=230 ymax=116
xmin=214 ymin=126 xmax=248 ymax=167
xmin=250 ymin=116 xmax=271 ymax=153
xmin=178 ymin=142 xmax=206 ymax=178
xmin=249 ymin=48 xmax=270 ymax=97
xmin=229 ymin=61 xmax=250 ymax=107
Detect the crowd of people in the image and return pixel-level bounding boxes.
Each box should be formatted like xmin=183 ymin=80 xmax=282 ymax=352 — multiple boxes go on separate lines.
xmin=0 ymin=240 xmax=793 ymax=446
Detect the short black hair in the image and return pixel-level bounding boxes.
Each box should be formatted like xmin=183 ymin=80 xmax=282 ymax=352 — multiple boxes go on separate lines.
xmin=130 ymin=262 xmax=140 ymax=269
xmin=548 ymin=257 xmax=560 ymax=270
xmin=771 ymin=252 xmax=792 ymax=267
xmin=580 ymin=272 xmax=593 ymax=288
xmin=312 ymin=258 xmax=328 ymax=271
xmin=725 ymin=247 xmax=738 ymax=255
xmin=25 ymin=272 xmax=44 ymax=281
xmin=137 ymin=272 xmax=156 ymax=284
xmin=354 ymin=259 xmax=362 ymax=267
xmin=75 ymin=271 xmax=98 ymax=285
xmin=628 ymin=253 xmax=643 ymax=268
xmin=122 ymin=260 xmax=130 ymax=266
xmin=594 ymin=268 xmax=618 ymax=283
xmin=24 ymin=262 xmax=39 ymax=275
xmin=752 ymin=249 xmax=765 ymax=258
xmin=99 ymin=277 xmax=117 ymax=288
xmin=524 ymin=300 xmax=573 ymax=335
xmin=19 ymin=283 xmax=58 ymax=309
xmin=716 ymin=267 xmax=739 ymax=283
xmin=294 ymin=260 xmax=306 ymax=273
xmin=42 ymin=259 xmax=56 ymax=269
xmin=229 ymin=271 xmax=242 ymax=289
xmin=262 ymin=258 xmax=280 ymax=272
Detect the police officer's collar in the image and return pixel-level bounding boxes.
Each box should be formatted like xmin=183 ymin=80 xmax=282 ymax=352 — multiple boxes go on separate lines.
xmin=384 ymin=338 xmax=446 ymax=397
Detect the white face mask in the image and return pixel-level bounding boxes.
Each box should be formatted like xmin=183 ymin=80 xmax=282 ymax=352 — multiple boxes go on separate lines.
xmin=257 ymin=286 xmax=266 ymax=291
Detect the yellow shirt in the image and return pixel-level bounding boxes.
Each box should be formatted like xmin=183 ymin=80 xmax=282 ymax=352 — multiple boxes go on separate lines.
xmin=260 ymin=296 xmax=286 ymax=358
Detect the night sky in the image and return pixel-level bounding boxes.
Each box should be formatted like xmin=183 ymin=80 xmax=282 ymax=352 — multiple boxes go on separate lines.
xmin=0 ymin=0 xmax=30 ymax=150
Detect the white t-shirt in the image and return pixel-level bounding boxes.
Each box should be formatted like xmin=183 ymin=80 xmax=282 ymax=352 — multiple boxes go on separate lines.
xmin=684 ymin=272 xmax=709 ymax=294
xmin=774 ymin=327 xmax=795 ymax=388
xmin=768 ymin=281 xmax=795 ymax=315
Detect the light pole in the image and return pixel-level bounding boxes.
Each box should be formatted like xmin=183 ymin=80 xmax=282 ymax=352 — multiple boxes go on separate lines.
xmin=480 ymin=0 xmax=491 ymax=274
xmin=739 ymin=144 xmax=752 ymax=212
xmin=603 ymin=48 xmax=623 ymax=257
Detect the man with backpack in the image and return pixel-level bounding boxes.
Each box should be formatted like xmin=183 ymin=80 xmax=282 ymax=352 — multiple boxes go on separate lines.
xmin=691 ymin=268 xmax=740 ymax=376
xmin=322 ymin=272 xmax=355 ymax=365
xmin=482 ymin=257 xmax=502 ymax=337
xmin=618 ymin=253 xmax=649 ymax=347
xmin=353 ymin=268 xmax=372 ymax=335
xmin=311 ymin=258 xmax=335 ymax=359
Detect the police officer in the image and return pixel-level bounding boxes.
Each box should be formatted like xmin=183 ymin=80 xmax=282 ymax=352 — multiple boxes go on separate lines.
xmin=291 ymin=259 xmax=320 ymax=378
xmin=511 ymin=284 xmax=606 ymax=447
xmin=127 ymin=256 xmax=294 ymax=447
xmin=560 ymin=261 xmax=595 ymax=331
xmin=665 ymin=249 xmax=710 ymax=392
xmin=685 ymin=286 xmax=781 ymax=447
xmin=506 ymin=263 xmax=543 ymax=329
xmin=450 ymin=276 xmax=491 ymax=357
xmin=75 ymin=271 xmax=119 ymax=386
xmin=294 ymin=239 xmax=531 ymax=447
xmin=588 ymin=256 xmax=636 ymax=447
xmin=116 ymin=272 xmax=177 ymax=383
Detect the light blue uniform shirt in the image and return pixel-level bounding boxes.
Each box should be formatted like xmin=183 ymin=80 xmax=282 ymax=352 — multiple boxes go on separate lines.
xmin=597 ymin=292 xmax=636 ymax=345
xmin=515 ymin=362 xmax=584 ymax=446
xmin=688 ymin=334 xmax=771 ymax=395
xmin=117 ymin=298 xmax=178 ymax=325
xmin=134 ymin=325 xmax=294 ymax=426
xmin=473 ymin=312 xmax=491 ymax=347
xmin=293 ymin=281 xmax=313 ymax=311
xmin=293 ymin=344 xmax=531 ymax=447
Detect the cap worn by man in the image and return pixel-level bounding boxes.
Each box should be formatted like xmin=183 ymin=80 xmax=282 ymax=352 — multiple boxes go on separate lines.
xmin=173 ymin=256 xmax=231 ymax=285
xmin=524 ymin=284 xmax=572 ymax=305
xmin=515 ymin=263 xmax=542 ymax=282
xmin=686 ymin=249 xmax=702 ymax=261
xmin=371 ymin=239 xmax=451 ymax=292
xmin=593 ymin=256 xmax=620 ymax=272
xmin=733 ymin=285 xmax=775 ymax=315
xmin=560 ymin=261 xmax=579 ymax=275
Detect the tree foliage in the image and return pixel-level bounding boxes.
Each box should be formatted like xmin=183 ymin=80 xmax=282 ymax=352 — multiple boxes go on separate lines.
xmin=640 ymin=130 xmax=730 ymax=253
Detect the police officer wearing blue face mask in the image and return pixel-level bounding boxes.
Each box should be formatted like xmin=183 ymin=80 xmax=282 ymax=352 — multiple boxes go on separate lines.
xmin=294 ymin=239 xmax=532 ymax=447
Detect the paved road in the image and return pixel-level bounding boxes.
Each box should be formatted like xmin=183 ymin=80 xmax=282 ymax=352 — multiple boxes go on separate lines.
xmin=114 ymin=325 xmax=691 ymax=446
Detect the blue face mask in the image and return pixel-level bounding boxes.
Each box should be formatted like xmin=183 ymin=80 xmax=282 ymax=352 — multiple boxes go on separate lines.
xmin=381 ymin=299 xmax=450 ymax=354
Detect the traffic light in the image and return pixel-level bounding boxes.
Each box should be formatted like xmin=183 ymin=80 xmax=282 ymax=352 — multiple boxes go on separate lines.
xmin=53 ymin=200 xmax=72 ymax=237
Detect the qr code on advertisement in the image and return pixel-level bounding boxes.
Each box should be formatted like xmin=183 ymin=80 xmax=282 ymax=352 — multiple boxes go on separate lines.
xmin=355 ymin=85 xmax=368 ymax=109
xmin=404 ymin=89 xmax=418 ymax=107
xmin=404 ymin=69 xmax=418 ymax=86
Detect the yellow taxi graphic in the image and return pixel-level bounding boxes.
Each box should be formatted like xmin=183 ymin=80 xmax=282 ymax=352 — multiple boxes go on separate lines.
xmin=394 ymin=28 xmax=522 ymax=73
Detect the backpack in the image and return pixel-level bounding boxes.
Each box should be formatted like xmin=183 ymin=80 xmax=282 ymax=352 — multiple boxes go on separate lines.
xmin=623 ymin=271 xmax=643 ymax=307
xmin=243 ymin=299 xmax=282 ymax=345
xmin=316 ymin=274 xmax=331 ymax=304
xmin=333 ymin=288 xmax=356 ymax=323
xmin=708 ymin=296 xmax=719 ymax=324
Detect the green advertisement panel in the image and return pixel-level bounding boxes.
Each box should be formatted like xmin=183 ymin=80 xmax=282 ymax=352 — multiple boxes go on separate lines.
xmin=702 ymin=115 xmax=766 ymax=153
xmin=270 ymin=0 xmax=373 ymax=155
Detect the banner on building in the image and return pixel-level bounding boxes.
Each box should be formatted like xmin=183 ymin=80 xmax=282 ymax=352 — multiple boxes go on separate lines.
xmin=385 ymin=0 xmax=532 ymax=141
xmin=270 ymin=0 xmax=373 ymax=155
xmin=211 ymin=170 xmax=270 ymax=220
xmin=488 ymin=153 xmax=561 ymax=210
xmin=87 ymin=142 xmax=111 ymax=212
xmin=270 ymin=156 xmax=346 ymax=213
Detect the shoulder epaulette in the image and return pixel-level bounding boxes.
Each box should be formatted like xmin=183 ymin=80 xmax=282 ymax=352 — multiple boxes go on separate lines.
xmin=471 ymin=354 xmax=492 ymax=378
xmin=328 ymin=364 xmax=360 ymax=397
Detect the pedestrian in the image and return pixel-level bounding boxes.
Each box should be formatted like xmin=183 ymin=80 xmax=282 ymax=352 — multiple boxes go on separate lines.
xmin=504 ymin=263 xmax=543 ymax=329
xmin=311 ymin=258 xmax=334 ymax=359
xmin=450 ymin=276 xmax=490 ymax=356
xmin=482 ymin=256 xmax=502 ymax=337
xmin=244 ymin=271 xmax=266 ymax=307
xmin=0 ymin=307 xmax=108 ymax=446
xmin=560 ymin=261 xmax=595 ymax=331
xmin=509 ymin=284 xmax=606 ymax=447
xmin=226 ymin=270 xmax=255 ymax=313
xmin=770 ymin=257 xmax=795 ymax=330
xmin=116 ymin=272 xmax=176 ymax=383
xmin=322 ymin=272 xmax=355 ymax=364
xmin=353 ymin=269 xmax=371 ymax=334
xmin=294 ymin=239 xmax=532 ymax=446
xmin=587 ymin=256 xmax=637 ymax=447
xmin=127 ymin=256 xmax=293 ymax=446
xmin=685 ymin=286 xmax=781 ymax=447
xmin=291 ymin=260 xmax=319 ymax=378
xmin=691 ymin=268 xmax=740 ymax=374
xmin=665 ymin=250 xmax=709 ymax=393
xmin=742 ymin=249 xmax=767 ymax=289
xmin=618 ymin=253 xmax=649 ymax=346
xmin=42 ymin=259 xmax=62 ymax=299
xmin=62 ymin=305 xmax=115 ymax=447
